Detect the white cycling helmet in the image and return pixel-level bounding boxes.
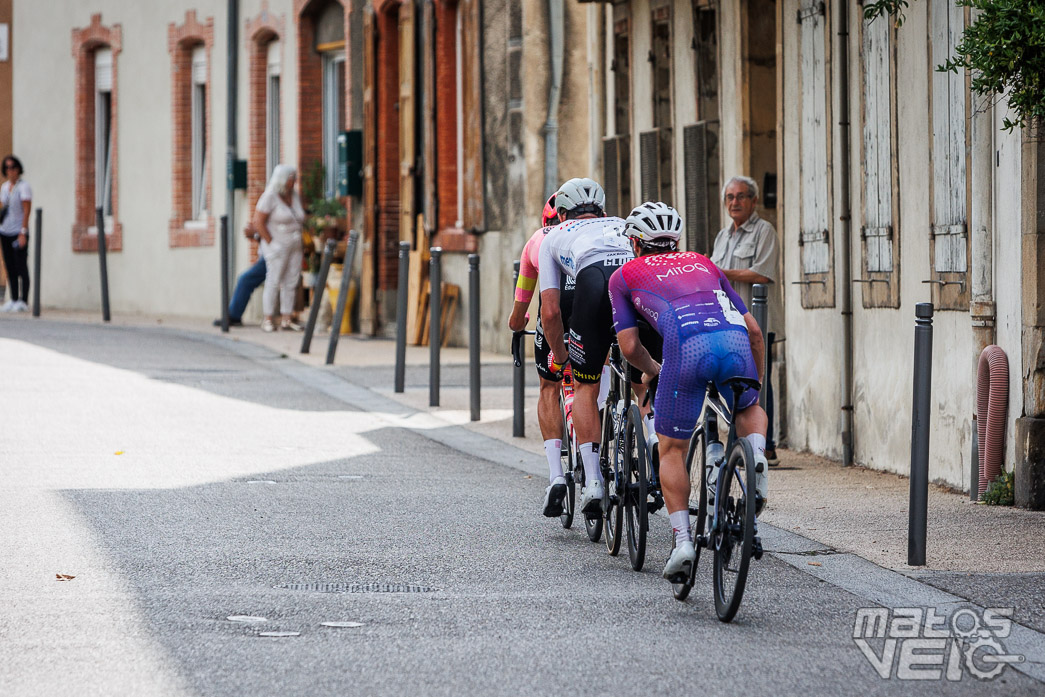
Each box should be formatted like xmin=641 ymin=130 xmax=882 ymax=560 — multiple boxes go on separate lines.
xmin=555 ymin=178 xmax=606 ymax=217
xmin=624 ymin=201 xmax=683 ymax=245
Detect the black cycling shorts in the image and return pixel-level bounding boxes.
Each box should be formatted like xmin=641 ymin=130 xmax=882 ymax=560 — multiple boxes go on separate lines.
xmin=627 ymin=318 xmax=664 ymax=384
xmin=567 ymin=261 xmax=622 ymax=384
xmin=534 ymin=275 xmax=575 ymax=382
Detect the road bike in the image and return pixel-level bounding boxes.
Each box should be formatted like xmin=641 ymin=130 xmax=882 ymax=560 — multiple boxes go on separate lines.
xmin=670 ymin=376 xmax=764 ymax=623
xmin=512 ymin=329 xmax=601 ymax=541
xmin=598 ymin=343 xmax=628 ymax=557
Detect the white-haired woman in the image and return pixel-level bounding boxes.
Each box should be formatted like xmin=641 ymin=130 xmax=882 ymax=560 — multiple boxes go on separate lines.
xmin=255 ymin=164 xmax=306 ymax=332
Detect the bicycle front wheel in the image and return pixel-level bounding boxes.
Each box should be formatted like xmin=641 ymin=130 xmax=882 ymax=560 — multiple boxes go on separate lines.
xmin=712 ymin=438 xmax=756 ymax=622
xmin=623 ymin=405 xmax=648 ymax=571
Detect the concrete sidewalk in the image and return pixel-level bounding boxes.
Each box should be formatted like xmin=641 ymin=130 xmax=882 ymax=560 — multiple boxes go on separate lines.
xmin=15 ymin=310 xmax=1045 ymax=576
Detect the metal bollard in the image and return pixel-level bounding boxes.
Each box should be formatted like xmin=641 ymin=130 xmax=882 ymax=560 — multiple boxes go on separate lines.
xmin=394 ymin=241 xmax=410 ymax=393
xmin=908 ymin=302 xmax=934 ymax=566
xmin=512 ymin=260 xmax=525 ymax=437
xmin=766 ymin=331 xmax=777 ymax=451
xmin=301 ymin=238 xmax=337 ymax=354
xmin=32 ymin=209 xmax=41 ymax=317
xmin=326 ymin=230 xmax=360 ymax=365
xmin=468 ymin=254 xmax=481 ymax=421
xmin=751 ymin=284 xmax=768 ymax=408
xmin=95 ymin=207 xmax=110 ymax=323
xmin=219 ymin=216 xmax=230 ymax=333
xmin=429 ymin=247 xmax=443 ymax=407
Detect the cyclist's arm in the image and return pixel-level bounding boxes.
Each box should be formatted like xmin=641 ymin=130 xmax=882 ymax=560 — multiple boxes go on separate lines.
xmin=617 ymin=327 xmax=660 ymax=379
xmin=743 ymin=312 xmax=765 ymax=382
xmin=508 ymin=299 xmax=529 ymax=332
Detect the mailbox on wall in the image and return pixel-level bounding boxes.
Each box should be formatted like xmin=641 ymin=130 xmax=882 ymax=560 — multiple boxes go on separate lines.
xmin=338 ymin=130 xmax=363 ymax=198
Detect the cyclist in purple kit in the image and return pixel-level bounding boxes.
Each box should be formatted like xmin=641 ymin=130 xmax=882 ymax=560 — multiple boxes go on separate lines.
xmin=608 ymin=202 xmax=769 ymax=584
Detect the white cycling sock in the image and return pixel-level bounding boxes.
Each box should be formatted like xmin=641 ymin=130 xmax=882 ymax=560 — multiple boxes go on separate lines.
xmin=670 ymin=509 xmax=692 ymax=545
xmin=644 ymin=413 xmax=656 ymax=437
xmin=597 ymin=366 xmax=611 ymax=411
xmin=746 ymin=433 xmax=767 ymax=458
xmin=544 ymin=439 xmax=563 ymax=483
xmin=579 ymin=442 xmax=603 ymax=485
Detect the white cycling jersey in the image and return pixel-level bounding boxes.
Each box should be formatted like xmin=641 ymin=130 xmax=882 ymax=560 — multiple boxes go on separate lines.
xmin=537 ymin=216 xmax=632 ymax=292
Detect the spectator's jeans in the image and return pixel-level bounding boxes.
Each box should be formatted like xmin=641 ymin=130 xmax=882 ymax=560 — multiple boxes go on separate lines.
xmin=0 ymin=234 xmax=30 ymax=302
xmin=262 ymin=239 xmax=303 ymax=317
xmin=229 ymin=257 xmax=266 ymax=321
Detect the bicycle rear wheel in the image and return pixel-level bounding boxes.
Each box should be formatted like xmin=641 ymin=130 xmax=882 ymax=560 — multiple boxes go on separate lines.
xmin=559 ymin=399 xmax=575 ymax=529
xmin=623 ymin=405 xmax=648 ymax=571
xmin=672 ymin=427 xmax=707 ymax=602
xmin=712 ymin=438 xmax=756 ymax=622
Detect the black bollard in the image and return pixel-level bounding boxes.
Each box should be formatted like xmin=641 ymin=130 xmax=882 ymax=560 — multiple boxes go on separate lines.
xmin=219 ymin=216 xmax=230 ymax=333
xmin=908 ymin=302 xmax=934 ymax=566
xmin=301 ymin=238 xmax=337 ymax=354
xmin=326 ymin=230 xmax=360 ymax=365
xmin=468 ymin=254 xmax=481 ymax=421
xmin=96 ymin=207 xmax=110 ymax=322
xmin=512 ymin=261 xmax=525 ymax=437
xmin=766 ymin=332 xmax=777 ymax=453
xmin=429 ymin=248 xmax=443 ymax=407
xmin=32 ymin=209 xmax=41 ymax=317
xmin=751 ymin=284 xmax=768 ymax=409
xmin=394 ymin=241 xmax=410 ymax=393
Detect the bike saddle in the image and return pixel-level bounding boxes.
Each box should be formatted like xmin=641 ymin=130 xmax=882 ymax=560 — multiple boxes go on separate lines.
xmin=723 ymin=376 xmax=761 ymax=394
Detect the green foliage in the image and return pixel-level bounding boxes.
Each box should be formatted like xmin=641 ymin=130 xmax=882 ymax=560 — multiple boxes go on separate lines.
xmin=309 ymin=197 xmax=347 ymax=219
xmin=938 ymin=0 xmax=1045 ymax=132
xmin=865 ymin=0 xmax=1045 ymax=132
xmin=300 ymin=159 xmax=327 ymax=211
xmin=981 ymin=470 xmax=1015 ymax=506
xmin=863 ymin=0 xmax=911 ymax=26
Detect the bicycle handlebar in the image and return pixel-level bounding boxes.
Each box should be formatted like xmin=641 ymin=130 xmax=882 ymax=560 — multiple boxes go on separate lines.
xmin=511 ymin=330 xmax=535 ymax=368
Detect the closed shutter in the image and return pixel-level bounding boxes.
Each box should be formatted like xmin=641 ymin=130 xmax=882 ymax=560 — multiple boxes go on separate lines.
xmin=862 ymin=14 xmax=893 ymax=273
xmin=603 ymin=136 xmax=619 ymax=217
xmin=799 ymin=0 xmax=830 ymax=275
xmin=639 ymin=129 xmax=660 ymax=204
xmin=931 ymin=0 xmax=967 ymax=273
xmin=684 ymin=122 xmax=709 ymax=254
xmin=399 ymin=0 xmax=416 ymax=244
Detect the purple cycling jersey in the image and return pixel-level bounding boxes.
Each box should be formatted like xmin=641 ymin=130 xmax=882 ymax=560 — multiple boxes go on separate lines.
xmin=608 ymin=252 xmax=749 ymax=336
xmin=608 ymin=252 xmax=759 ymax=439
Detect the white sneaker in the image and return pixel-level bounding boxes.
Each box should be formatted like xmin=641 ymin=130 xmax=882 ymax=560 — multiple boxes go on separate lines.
xmin=542 ymin=476 xmax=568 ymax=517
xmin=579 ymin=479 xmax=604 ymax=514
xmin=0 ymin=300 xmax=14 ymax=313
xmin=14 ymin=300 xmax=28 ymax=313
xmin=261 ymin=318 xmax=276 ymax=333
xmin=662 ymin=540 xmax=696 ymax=582
xmin=754 ymin=453 xmax=768 ymax=515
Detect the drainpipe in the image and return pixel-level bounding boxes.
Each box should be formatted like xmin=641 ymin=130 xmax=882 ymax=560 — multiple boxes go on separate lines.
xmin=838 ymin=1 xmax=854 ymax=466
xmin=543 ymin=0 xmax=564 ymax=199
xmin=225 ymin=0 xmax=239 ymax=297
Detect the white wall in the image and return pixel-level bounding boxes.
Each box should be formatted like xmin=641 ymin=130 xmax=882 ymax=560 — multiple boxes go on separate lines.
xmin=12 ymin=0 xmax=298 ymax=319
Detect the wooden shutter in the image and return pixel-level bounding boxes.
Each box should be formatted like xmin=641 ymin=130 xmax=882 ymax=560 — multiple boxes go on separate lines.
xmin=799 ymin=0 xmax=830 ymax=276
xmin=399 ymin=0 xmax=416 ymax=245
xmin=603 ymin=136 xmax=619 ymax=217
xmin=421 ymin=0 xmax=436 ymax=236
xmin=639 ymin=129 xmax=661 ymax=204
xmin=461 ymin=0 xmax=485 ymax=232
xmin=684 ymin=122 xmax=710 ymax=254
xmin=862 ymin=14 xmax=893 ymax=273
xmin=930 ymin=0 xmax=967 ymax=274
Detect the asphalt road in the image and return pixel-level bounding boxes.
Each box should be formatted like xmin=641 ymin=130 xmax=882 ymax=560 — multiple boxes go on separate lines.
xmin=1 ymin=319 xmax=1040 ymax=696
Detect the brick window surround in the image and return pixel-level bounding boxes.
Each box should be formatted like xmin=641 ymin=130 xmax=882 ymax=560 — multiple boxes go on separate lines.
xmin=374 ymin=1 xmax=400 ymax=290
xmin=168 ymin=11 xmax=215 ymax=248
xmin=247 ymin=5 xmax=285 ymax=262
xmin=430 ymin=0 xmax=475 ymax=254
xmin=295 ymin=0 xmax=351 ymax=207
xmin=71 ymin=14 xmax=122 ymax=253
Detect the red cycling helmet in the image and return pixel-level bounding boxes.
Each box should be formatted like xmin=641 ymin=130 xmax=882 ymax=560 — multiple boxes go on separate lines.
xmin=542 ymin=193 xmax=558 ymax=227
